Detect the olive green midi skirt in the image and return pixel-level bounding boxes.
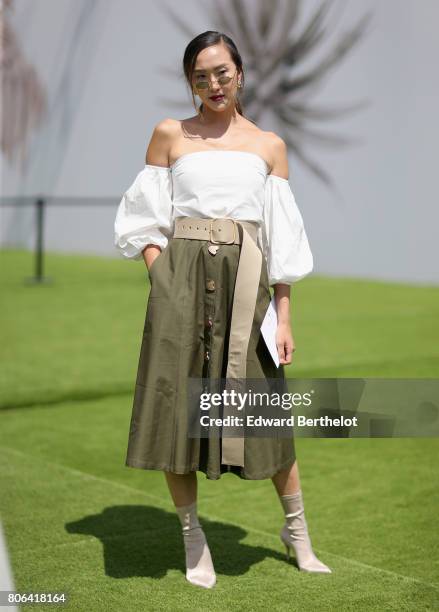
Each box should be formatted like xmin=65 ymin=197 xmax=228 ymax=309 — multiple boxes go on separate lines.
xmin=125 ymin=236 xmax=296 ymax=480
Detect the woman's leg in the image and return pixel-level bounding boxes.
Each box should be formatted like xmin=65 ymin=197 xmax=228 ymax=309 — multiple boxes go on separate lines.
xmin=164 ymin=471 xmax=197 ymax=506
xmin=271 ymin=459 xmax=301 ymax=496
xmin=163 ymin=470 xmax=216 ymax=588
xmin=271 ymin=460 xmax=332 ymax=573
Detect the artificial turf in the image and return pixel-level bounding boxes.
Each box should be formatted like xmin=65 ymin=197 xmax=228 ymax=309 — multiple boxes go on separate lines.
xmin=1 ymin=249 xmax=438 ymax=611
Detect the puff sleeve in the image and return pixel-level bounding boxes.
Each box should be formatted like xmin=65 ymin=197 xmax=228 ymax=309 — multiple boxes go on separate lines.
xmin=114 ymin=164 xmax=174 ymax=260
xmin=260 ymin=174 xmax=313 ymax=286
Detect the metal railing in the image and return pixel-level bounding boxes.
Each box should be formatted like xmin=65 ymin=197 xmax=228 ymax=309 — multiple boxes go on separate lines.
xmin=0 ymin=196 xmax=115 ymax=283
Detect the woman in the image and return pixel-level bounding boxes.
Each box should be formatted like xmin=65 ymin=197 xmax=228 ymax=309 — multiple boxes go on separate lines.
xmin=114 ymin=31 xmax=331 ymax=589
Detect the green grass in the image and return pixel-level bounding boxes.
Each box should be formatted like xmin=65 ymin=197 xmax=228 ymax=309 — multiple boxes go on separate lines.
xmin=1 ymin=249 xmax=438 ymax=611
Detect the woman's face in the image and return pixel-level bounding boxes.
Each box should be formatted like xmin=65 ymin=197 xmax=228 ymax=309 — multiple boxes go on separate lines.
xmin=192 ymin=43 xmax=240 ymax=112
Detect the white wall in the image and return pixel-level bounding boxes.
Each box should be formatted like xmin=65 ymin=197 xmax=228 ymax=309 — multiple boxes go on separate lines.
xmin=1 ymin=0 xmax=438 ymax=284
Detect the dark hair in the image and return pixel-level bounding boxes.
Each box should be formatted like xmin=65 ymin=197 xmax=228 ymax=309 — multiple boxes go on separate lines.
xmin=183 ymin=30 xmax=253 ymax=122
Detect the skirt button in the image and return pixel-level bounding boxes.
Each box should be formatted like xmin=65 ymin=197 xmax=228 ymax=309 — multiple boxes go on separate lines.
xmin=205 ymin=317 xmax=213 ymax=328
xmin=204 ymin=350 xmax=210 ymax=361
xmin=206 ymin=279 xmax=215 ymax=292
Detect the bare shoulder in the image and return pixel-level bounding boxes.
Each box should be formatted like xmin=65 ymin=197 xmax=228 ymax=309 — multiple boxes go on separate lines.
xmin=265 ymin=132 xmax=289 ymax=179
xmin=240 ymin=122 xmax=283 ymax=174
xmin=145 ymin=118 xmax=181 ymax=166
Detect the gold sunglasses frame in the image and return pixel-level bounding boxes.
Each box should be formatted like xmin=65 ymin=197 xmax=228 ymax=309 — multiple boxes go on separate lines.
xmin=193 ymin=69 xmax=238 ymax=91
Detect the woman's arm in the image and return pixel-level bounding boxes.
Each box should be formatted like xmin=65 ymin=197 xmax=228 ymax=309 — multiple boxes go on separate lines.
xmin=268 ymin=134 xmax=296 ymax=365
xmin=141 ymin=119 xmax=175 ymax=271
xmin=274 ymin=284 xmax=295 ymax=365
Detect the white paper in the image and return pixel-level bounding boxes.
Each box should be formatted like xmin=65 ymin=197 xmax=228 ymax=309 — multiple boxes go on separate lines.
xmin=260 ymin=295 xmax=280 ymax=367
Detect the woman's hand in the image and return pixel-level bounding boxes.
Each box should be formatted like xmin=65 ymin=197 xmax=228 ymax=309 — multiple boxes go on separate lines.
xmin=276 ymin=320 xmax=296 ymax=365
xmin=142 ymin=244 xmax=162 ymax=272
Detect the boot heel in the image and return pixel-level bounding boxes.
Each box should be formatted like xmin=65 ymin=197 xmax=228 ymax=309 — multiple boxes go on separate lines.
xmin=284 ymin=542 xmax=291 ymax=561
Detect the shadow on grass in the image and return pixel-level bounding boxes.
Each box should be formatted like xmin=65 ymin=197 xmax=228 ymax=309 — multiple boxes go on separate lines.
xmin=66 ymin=505 xmax=294 ymax=579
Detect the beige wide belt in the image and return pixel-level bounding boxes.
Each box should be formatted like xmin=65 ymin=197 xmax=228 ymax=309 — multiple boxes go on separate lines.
xmin=173 ymin=216 xmax=262 ymax=468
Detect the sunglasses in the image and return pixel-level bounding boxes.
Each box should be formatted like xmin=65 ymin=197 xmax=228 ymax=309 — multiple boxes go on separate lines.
xmin=194 ymin=69 xmax=238 ymax=90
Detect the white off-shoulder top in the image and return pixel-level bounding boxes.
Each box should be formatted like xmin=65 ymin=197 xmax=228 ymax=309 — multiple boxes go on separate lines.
xmin=114 ymin=150 xmax=313 ymax=285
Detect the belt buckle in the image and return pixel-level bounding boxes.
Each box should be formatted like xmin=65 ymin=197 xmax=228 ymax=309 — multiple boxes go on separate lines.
xmin=209 ymin=218 xmax=236 ymax=244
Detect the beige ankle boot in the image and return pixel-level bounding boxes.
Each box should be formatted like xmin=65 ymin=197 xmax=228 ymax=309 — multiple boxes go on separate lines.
xmin=175 ymin=500 xmax=216 ymax=588
xmin=279 ymin=489 xmax=332 ymax=573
